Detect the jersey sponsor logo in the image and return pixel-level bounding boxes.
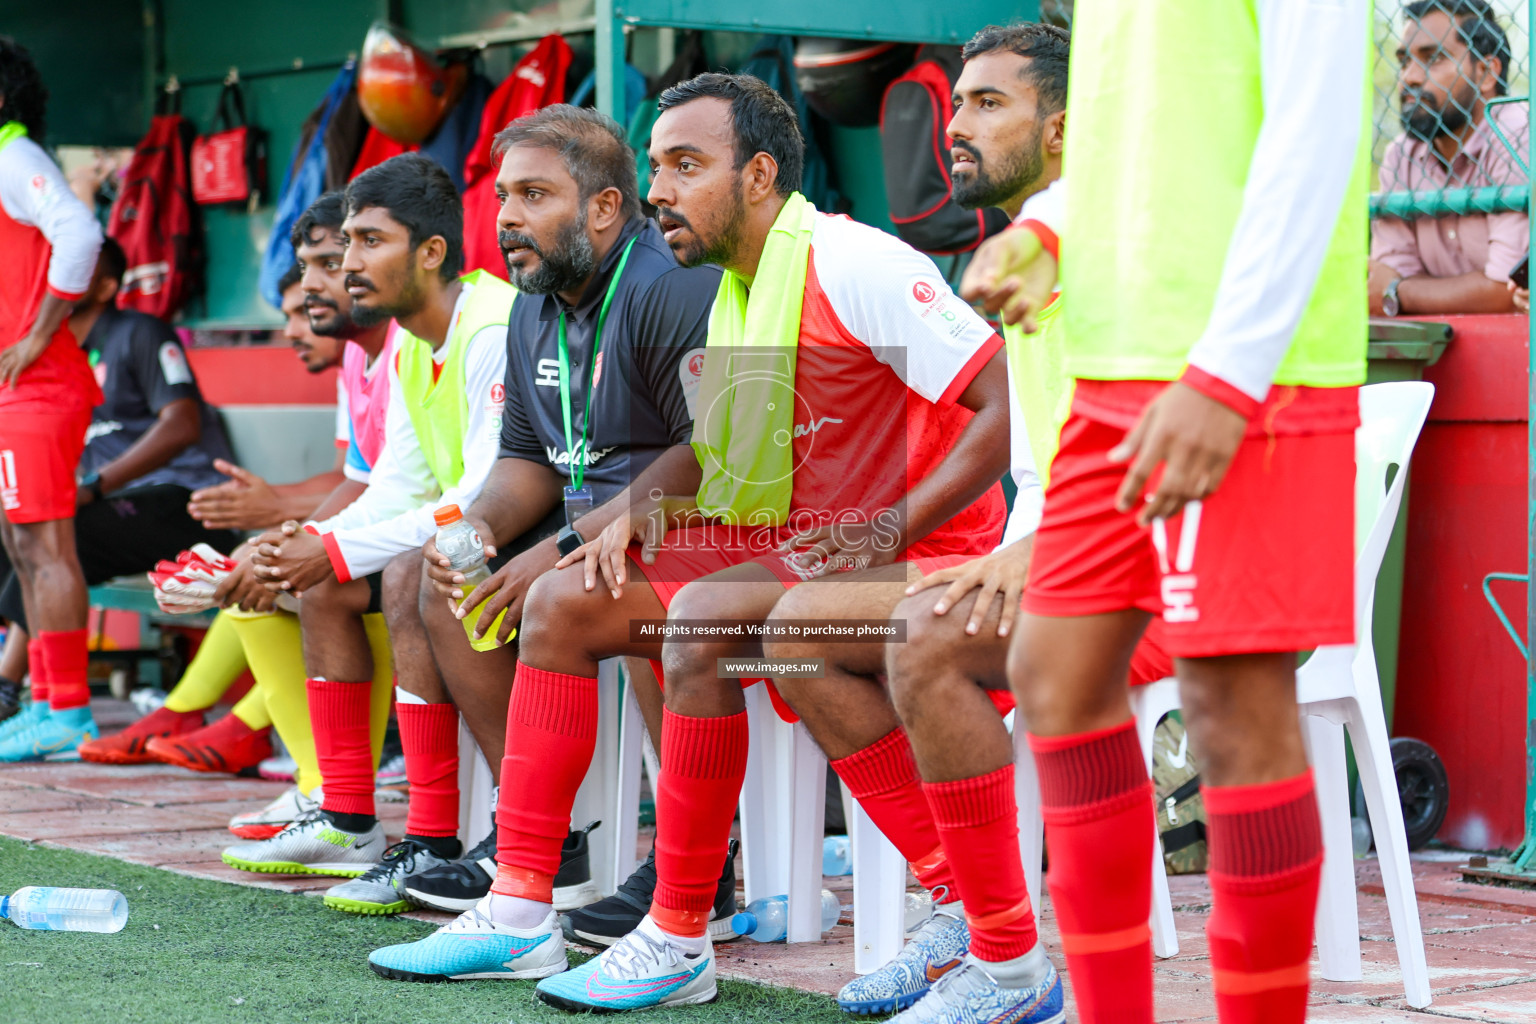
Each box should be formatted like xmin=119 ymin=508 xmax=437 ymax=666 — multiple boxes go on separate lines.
xmin=490 ymin=383 xmax=505 ymax=404
xmin=1151 ymin=501 xmax=1203 ymax=623
xmin=592 ymin=351 xmax=605 ymax=389
xmin=158 ymin=342 xmax=193 ymax=386
xmin=536 ymin=358 xmax=561 ymax=387
xmin=905 ymin=277 xmax=973 ymax=343
xmin=28 ymin=174 xmax=45 ymax=193
xmin=545 ymin=443 xmax=617 ymax=468
xmin=0 ymin=450 xmax=17 ymax=511
xmin=84 ymin=420 xmax=124 ymax=443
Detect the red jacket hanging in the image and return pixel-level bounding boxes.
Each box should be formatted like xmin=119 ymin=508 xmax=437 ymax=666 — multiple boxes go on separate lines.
xmin=461 ymin=35 xmax=573 ymax=279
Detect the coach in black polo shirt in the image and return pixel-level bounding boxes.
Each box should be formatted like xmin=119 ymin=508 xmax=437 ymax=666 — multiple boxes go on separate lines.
xmin=0 ymin=238 xmax=240 ymax=656
xmin=406 ymin=104 xmax=715 ymax=828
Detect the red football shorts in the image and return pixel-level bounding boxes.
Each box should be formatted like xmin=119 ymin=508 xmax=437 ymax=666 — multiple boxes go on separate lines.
xmin=631 ymin=537 xmax=1001 ymax=722
xmin=1023 ymin=400 xmax=1356 ymax=658
xmin=0 ymin=408 xmax=90 ymax=524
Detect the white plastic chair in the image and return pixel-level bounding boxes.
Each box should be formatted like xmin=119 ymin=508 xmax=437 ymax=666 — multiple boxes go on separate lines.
xmin=1127 ymin=380 xmax=1435 ymax=1008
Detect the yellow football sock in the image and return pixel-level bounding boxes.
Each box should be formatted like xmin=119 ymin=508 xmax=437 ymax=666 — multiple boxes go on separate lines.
xmin=163 ymin=611 xmax=248 ymax=712
xmin=364 ymin=613 xmax=394 ymax=767
xmin=225 ymin=610 xmax=321 ymax=795
xmin=230 ymin=680 xmax=273 ymax=731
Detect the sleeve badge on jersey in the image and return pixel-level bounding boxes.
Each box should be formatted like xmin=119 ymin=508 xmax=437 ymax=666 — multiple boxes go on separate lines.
xmin=158 ymin=341 xmax=194 ymax=386
xmin=905 ymin=277 xmax=972 ymax=343
xmin=679 ymin=347 xmax=706 ymax=418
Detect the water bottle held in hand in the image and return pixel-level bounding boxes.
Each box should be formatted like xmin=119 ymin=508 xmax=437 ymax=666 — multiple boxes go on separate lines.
xmin=732 ymin=889 xmax=841 ymax=943
xmin=435 ymin=505 xmax=512 ymax=652
xmin=2 ymin=887 xmax=128 ymax=933
xmin=822 ymin=835 xmax=852 ymax=876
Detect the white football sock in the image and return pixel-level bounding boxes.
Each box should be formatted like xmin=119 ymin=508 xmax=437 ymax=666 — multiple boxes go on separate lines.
xmin=641 ymin=914 xmax=708 ymax=956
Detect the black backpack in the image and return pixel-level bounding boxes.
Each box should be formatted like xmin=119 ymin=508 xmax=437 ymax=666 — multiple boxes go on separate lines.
xmin=879 ymin=46 xmax=1010 ymax=254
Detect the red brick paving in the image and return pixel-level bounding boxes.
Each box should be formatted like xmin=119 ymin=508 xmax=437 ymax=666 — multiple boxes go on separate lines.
xmin=4 ymin=702 xmax=1536 ymax=1019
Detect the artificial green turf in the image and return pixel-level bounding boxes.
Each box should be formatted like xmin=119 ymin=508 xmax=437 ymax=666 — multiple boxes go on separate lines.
xmin=0 ymin=837 xmax=845 ymax=1024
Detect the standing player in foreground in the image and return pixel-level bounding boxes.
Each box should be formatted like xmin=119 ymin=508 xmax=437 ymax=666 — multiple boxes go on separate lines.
xmin=966 ymin=1 xmax=1370 ymax=1021
xmin=0 ymin=36 xmax=104 ymax=759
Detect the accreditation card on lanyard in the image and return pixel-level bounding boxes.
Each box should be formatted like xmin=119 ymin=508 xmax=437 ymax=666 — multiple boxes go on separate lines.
xmin=558 ymin=236 xmax=637 ymax=528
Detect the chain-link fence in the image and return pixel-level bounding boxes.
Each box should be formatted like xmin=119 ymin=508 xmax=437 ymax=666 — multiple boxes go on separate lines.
xmin=1035 ymin=0 xmax=1529 ymax=219
xmin=1372 ymin=0 xmax=1530 ymax=217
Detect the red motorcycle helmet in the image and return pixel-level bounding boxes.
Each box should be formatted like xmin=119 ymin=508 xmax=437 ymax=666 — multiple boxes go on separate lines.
xmin=356 ymin=21 xmax=466 ymax=144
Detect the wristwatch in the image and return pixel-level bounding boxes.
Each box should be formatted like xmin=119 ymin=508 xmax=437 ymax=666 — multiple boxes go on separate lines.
xmin=1382 ymin=277 xmax=1403 ymax=317
xmin=80 ymin=471 xmax=105 ymax=502
xmin=556 ymin=525 xmax=585 ymax=557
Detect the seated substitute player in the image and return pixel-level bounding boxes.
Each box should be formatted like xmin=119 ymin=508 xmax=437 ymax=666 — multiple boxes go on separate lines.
xmin=391 ymin=105 xmax=722 ymax=923
xmin=963 ymin=2 xmax=1370 ymax=1021
xmin=0 ymin=36 xmax=105 ymax=758
xmin=368 ymin=73 xmax=1012 ymax=1005
xmin=99 ymin=194 xmax=403 ymax=831
xmin=225 ymin=154 xmax=513 ymax=892
xmin=202 ymin=198 xmax=403 ymax=836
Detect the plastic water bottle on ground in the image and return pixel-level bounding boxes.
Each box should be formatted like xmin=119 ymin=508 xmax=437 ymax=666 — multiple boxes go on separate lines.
xmin=1351 ymin=816 xmax=1373 ymax=857
xmin=434 ymin=505 xmax=510 ymax=652
xmin=732 ymin=890 xmax=841 ymax=942
xmin=2 ymin=887 xmax=128 ymax=932
xmin=822 ymin=835 xmax=852 ymax=876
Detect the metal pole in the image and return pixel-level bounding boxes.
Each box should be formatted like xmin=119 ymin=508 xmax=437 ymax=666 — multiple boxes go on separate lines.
xmin=594 ymin=0 xmax=625 ymax=121
xmin=1523 ymin=0 xmax=1536 ymax=870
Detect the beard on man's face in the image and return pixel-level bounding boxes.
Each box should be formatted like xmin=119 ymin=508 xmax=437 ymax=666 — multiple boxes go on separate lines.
xmin=663 ymin=189 xmax=747 ymax=270
xmin=1401 ymin=88 xmax=1472 ymax=142
xmin=951 ymin=130 xmax=1046 ymax=211
xmin=346 ymin=255 xmax=423 ymax=328
xmin=500 ymin=211 xmax=597 ymax=296
xmin=306 ymin=295 xmax=359 ymax=338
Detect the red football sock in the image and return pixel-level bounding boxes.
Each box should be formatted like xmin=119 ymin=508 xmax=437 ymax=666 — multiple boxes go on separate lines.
xmin=39 ymin=629 xmax=89 ymax=711
xmin=398 ymin=701 xmax=461 ymax=838
xmin=25 ymin=637 xmax=48 ymax=705
xmin=307 ymin=679 xmax=376 ymax=817
xmin=651 ymin=707 xmax=749 ymax=938
xmin=924 ymin=764 xmax=1038 ymax=959
xmin=492 ymin=663 xmax=598 ymax=902
xmin=831 ymin=727 xmax=959 ymax=902
xmin=1204 ymin=770 xmax=1322 ymax=1024
xmin=1029 ymin=720 xmax=1154 ymax=1024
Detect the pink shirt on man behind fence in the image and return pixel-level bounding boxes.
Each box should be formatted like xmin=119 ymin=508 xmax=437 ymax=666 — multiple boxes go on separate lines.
xmin=1370 ymin=101 xmax=1529 ymax=284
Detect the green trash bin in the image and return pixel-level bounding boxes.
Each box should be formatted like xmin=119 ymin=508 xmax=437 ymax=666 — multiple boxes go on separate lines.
xmin=1363 ymin=317 xmax=1451 ymax=728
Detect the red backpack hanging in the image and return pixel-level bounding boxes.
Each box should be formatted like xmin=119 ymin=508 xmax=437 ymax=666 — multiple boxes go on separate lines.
xmin=191 ymin=78 xmax=267 ymax=205
xmin=110 ymin=90 xmax=202 ymax=319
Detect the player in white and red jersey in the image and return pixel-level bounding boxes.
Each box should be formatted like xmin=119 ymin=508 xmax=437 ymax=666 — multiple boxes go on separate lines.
xmin=367 ymin=73 xmax=1012 ymax=1005
xmin=0 ymin=37 xmax=106 ymax=761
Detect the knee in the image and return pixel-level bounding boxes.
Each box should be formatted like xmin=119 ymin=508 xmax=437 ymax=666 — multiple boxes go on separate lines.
xmin=6 ymin=525 xmax=49 ymax=572
xmin=297 ymin=575 xmax=346 ymax=628
xmin=886 ymin=591 xmax=954 ymax=714
xmin=518 ymin=568 xmax=587 ymax=658
xmin=760 ymin=586 xmax=821 ymax=661
xmin=658 ymin=581 xmax=733 ymax=699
